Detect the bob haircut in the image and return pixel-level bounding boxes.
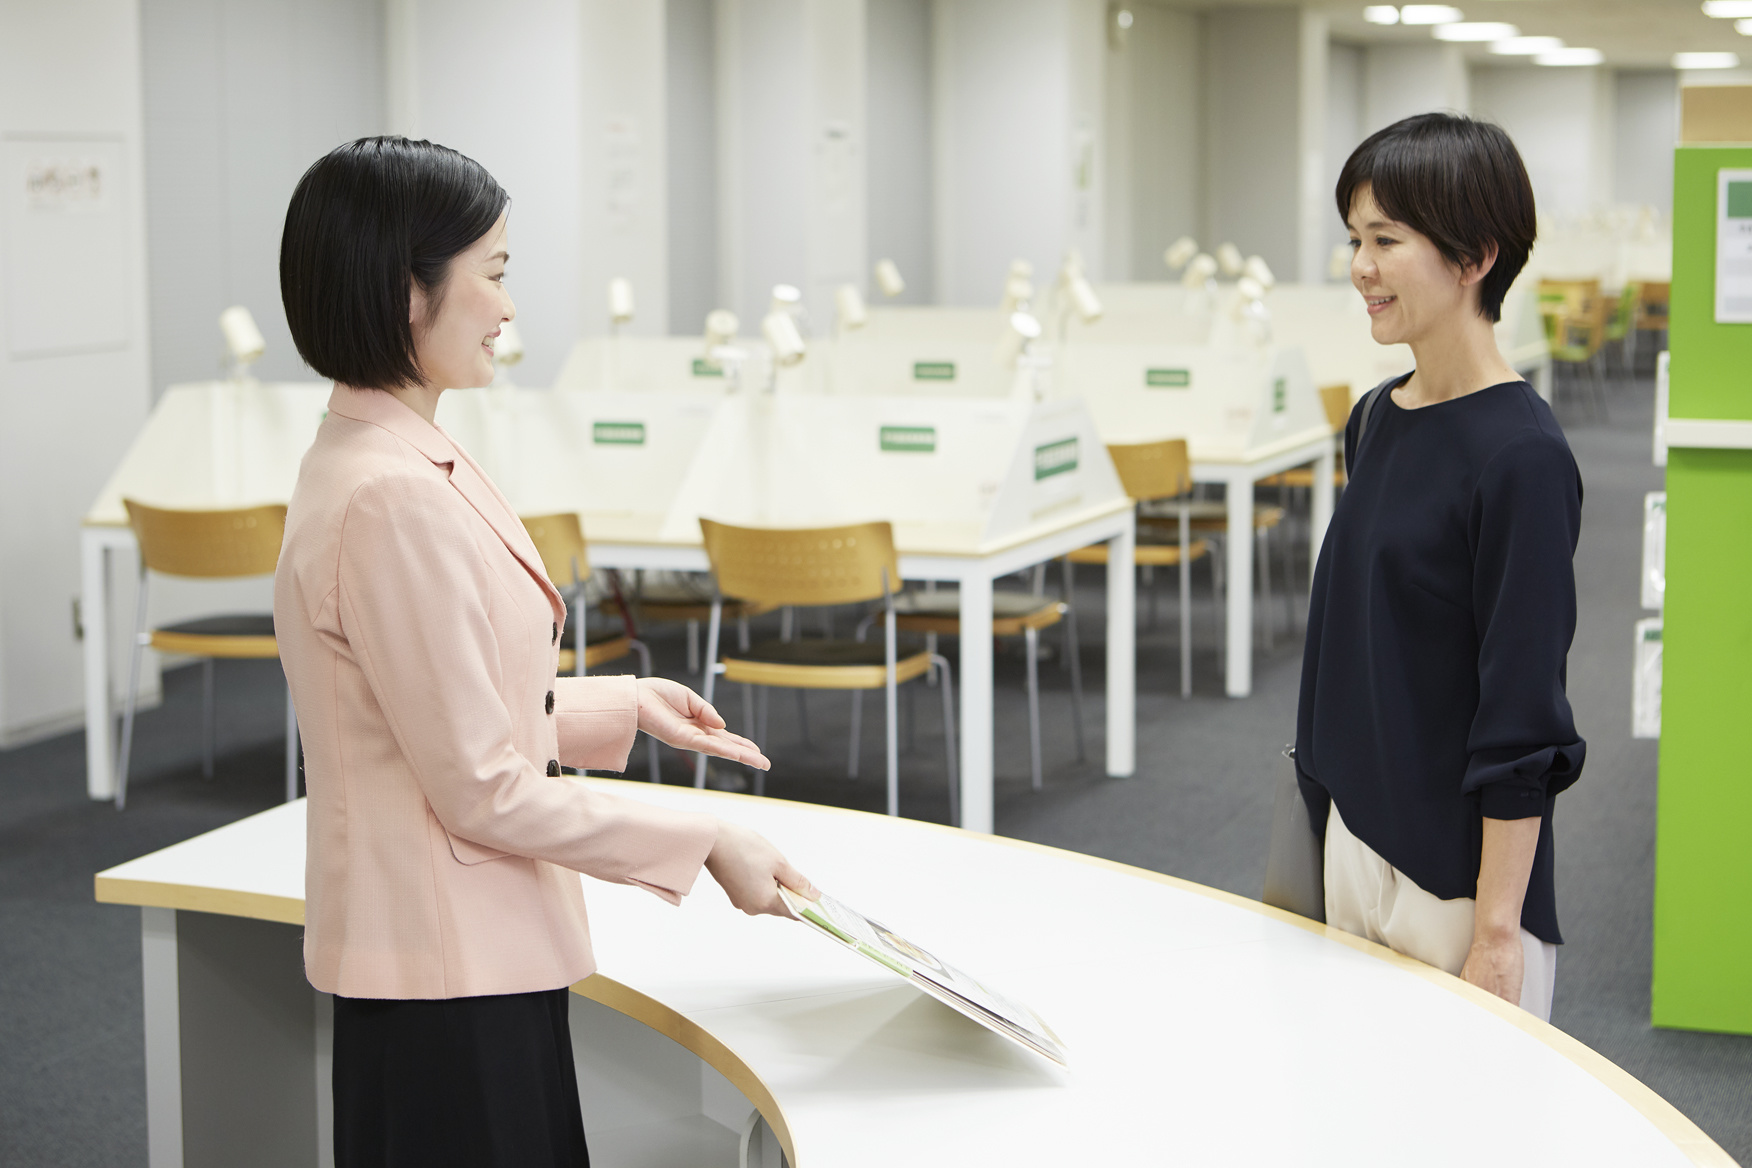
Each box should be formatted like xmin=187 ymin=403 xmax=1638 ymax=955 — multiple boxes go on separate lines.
xmin=1335 ymin=112 xmax=1534 ymax=324
xmin=280 ymin=136 xmax=509 ymax=389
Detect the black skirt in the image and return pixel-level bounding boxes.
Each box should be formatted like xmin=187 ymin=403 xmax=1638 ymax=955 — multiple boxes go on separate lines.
xmin=333 ymin=987 xmax=589 ymax=1168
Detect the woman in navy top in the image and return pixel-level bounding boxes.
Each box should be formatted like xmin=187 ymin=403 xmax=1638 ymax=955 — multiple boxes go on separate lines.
xmin=1295 ymin=113 xmax=1585 ymax=1018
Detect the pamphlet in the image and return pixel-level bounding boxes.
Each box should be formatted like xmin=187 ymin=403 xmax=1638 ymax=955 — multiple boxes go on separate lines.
xmin=778 ymin=886 xmax=1067 ymax=1065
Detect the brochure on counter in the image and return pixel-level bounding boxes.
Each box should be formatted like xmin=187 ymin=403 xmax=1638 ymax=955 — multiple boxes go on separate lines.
xmin=778 ymin=886 xmax=1067 ymax=1066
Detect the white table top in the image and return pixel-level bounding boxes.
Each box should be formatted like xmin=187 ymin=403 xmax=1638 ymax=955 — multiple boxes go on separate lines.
xmin=94 ymin=781 xmax=1729 ymax=1167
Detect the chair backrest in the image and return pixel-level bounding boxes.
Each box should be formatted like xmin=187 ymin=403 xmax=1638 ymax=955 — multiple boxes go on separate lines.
xmin=1104 ymin=439 xmax=1193 ymax=503
xmin=520 ymin=512 xmax=591 ymax=588
xmin=699 ymin=519 xmax=899 ymax=606
xmin=1317 ymin=384 xmax=1352 ymax=433
xmin=1637 ymin=281 xmax=1670 ymax=325
xmin=123 ymin=500 xmax=286 ymax=578
xmin=1538 ymin=278 xmax=1600 ymax=318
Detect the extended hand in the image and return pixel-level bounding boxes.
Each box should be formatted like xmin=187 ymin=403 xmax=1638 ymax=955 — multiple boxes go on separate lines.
xmin=636 ymin=678 xmax=771 ymax=770
xmin=1459 ymin=932 xmax=1524 ymax=1007
xmin=706 ymin=822 xmax=817 ymax=917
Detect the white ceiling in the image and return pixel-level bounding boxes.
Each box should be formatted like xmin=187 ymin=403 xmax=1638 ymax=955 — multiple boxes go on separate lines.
xmin=1151 ymin=1 xmax=1745 ymax=71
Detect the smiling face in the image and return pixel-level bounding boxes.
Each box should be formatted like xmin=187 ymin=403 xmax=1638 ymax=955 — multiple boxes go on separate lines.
xmin=1346 ymin=184 xmax=1483 ymax=348
xmin=410 ymin=211 xmax=514 ymax=390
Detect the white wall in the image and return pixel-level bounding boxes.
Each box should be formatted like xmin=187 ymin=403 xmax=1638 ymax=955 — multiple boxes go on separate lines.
xmin=932 ymin=0 xmax=1105 ymax=307
xmin=1615 ymin=70 xmax=1678 ymax=218
xmin=1472 ymin=65 xmax=1615 ymax=222
xmin=716 ymin=0 xmax=867 ymax=332
xmin=1202 ymin=6 xmax=1326 ymax=284
xmin=667 ymin=0 xmax=719 ymax=333
xmin=1323 ymin=40 xmax=1363 ymax=272
xmin=0 ymin=0 xmax=154 ymax=743
xmin=1362 ymin=43 xmax=1468 ymax=135
xmin=141 ymin=0 xmax=384 ymax=393
xmin=1105 ymin=2 xmax=1201 ymax=281
xmin=867 ymin=0 xmax=934 ymax=303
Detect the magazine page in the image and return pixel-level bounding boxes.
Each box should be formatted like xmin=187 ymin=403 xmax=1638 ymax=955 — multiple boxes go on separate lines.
xmin=778 ymin=886 xmax=1067 ymax=1065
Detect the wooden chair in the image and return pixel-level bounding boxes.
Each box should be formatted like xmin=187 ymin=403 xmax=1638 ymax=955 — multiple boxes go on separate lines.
xmin=1633 ymin=281 xmax=1670 ymax=368
xmin=1068 ymin=439 xmax=1213 ymax=698
xmin=520 ymin=513 xmax=659 ymax=782
xmin=606 ymin=574 xmax=775 ymax=676
xmin=1544 ymin=294 xmax=1610 ymax=420
xmin=117 ymin=500 xmax=295 ymax=810
xmin=877 ymin=585 xmax=1084 ymax=793
xmin=696 ymin=519 xmax=957 ymax=822
xmin=1259 ymin=383 xmax=1354 ymax=490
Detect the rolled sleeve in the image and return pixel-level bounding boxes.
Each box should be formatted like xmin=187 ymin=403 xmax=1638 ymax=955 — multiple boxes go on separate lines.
xmin=554 ymin=675 xmax=640 ymax=772
xmin=1461 ymin=432 xmax=1587 ymax=816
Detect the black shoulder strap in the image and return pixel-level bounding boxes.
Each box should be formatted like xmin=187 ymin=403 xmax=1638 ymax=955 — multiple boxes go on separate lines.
xmin=1351 ymin=379 xmax=1392 ymax=473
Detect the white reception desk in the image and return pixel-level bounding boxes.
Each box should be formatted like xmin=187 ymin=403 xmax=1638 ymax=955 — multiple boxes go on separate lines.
xmin=96 ymin=781 xmax=1730 ymax=1168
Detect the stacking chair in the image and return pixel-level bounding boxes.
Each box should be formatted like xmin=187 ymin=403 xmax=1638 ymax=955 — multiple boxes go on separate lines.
xmin=1634 ymin=281 xmax=1669 ymax=367
xmin=1544 ymin=294 xmax=1610 ymax=420
xmin=879 ymin=585 xmax=1084 ymax=793
xmin=696 ymin=519 xmax=958 ymax=823
xmin=1067 ymin=439 xmax=1214 ymax=698
xmin=116 ymin=501 xmax=295 ymax=810
xmin=520 ymin=513 xmax=659 ymax=781
xmin=607 ymin=573 xmax=774 ymax=675
xmin=1606 ymin=283 xmax=1639 ymax=375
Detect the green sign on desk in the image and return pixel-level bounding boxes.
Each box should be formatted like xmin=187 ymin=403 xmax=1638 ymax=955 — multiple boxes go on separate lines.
xmin=913 ymin=361 xmax=956 ymax=381
xmin=1272 ymin=377 xmax=1287 ymax=413
xmin=880 ymin=425 xmax=936 ymax=453
xmin=1145 ymin=367 xmax=1191 ymax=388
xmin=690 ymin=358 xmax=724 ymax=377
xmin=592 ymin=421 xmax=646 ymax=446
xmin=1034 ymin=437 xmax=1079 ymax=480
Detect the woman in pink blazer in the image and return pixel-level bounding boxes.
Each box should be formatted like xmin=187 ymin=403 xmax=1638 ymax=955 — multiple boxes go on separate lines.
xmin=274 ymin=137 xmax=813 ymax=1168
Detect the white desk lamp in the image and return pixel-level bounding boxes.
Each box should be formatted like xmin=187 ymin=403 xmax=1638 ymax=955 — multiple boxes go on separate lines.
xmin=834 ymin=284 xmax=867 ymax=333
xmin=219 ymin=306 xmax=265 ymax=381
xmin=874 ymin=258 xmax=906 ymax=297
xmin=1215 ymin=243 xmax=1245 ymax=278
xmin=1243 ymin=255 xmax=1276 ymax=292
xmin=763 ymin=285 xmax=807 ymax=370
xmin=490 ymin=318 xmax=524 ymax=386
xmin=1328 ymin=242 xmax=1353 ymax=282
xmin=608 ymin=277 xmax=635 ymax=332
xmin=1163 ymin=236 xmax=1199 ymax=272
xmin=1001 ymin=260 xmax=1035 ymax=313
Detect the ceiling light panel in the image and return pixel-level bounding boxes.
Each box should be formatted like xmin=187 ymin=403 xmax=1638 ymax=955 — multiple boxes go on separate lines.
xmin=1433 ymin=22 xmax=1518 ymax=42
xmin=1536 ymin=47 xmax=1605 ymax=66
xmin=1674 ymin=51 xmax=1741 ymax=68
xmin=1703 ymin=2 xmax=1752 ymax=18
xmin=1363 ymin=5 xmax=1399 ymax=24
xmin=1492 ymin=36 xmax=1564 ymax=56
xmin=1400 ymin=5 xmax=1464 ymax=24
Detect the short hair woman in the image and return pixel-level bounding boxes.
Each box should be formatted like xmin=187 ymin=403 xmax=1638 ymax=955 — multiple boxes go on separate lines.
xmin=1295 ymin=113 xmax=1585 ymax=1019
xmin=274 ymin=137 xmax=815 ymax=1166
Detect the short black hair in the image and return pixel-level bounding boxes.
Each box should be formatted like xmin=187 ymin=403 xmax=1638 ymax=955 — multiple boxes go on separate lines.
xmin=1336 ymin=113 xmax=1535 ymax=324
xmin=280 ymin=136 xmax=509 ymax=389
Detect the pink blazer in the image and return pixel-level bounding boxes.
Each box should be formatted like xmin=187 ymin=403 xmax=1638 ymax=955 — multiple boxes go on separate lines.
xmin=274 ymin=384 xmax=718 ymax=1000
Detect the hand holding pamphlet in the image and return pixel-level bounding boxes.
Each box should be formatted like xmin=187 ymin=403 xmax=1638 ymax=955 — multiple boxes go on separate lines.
xmin=778 ymin=885 xmax=1067 ymax=1065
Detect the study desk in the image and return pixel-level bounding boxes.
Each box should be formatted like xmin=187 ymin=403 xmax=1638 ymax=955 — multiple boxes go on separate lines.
xmin=94 ymin=782 xmax=1733 ymax=1168
xmin=78 ymin=383 xmax=1135 ymax=833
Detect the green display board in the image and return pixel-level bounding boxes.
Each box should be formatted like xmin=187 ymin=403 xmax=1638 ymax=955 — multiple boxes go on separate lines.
xmin=1652 ymin=146 xmax=1752 ymax=1034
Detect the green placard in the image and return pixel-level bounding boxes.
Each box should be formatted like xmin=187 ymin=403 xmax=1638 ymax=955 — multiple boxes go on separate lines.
xmin=1272 ymin=377 xmax=1287 ymax=413
xmin=1728 ymin=180 xmax=1752 ymax=219
xmin=592 ymin=421 xmax=646 ymax=446
xmin=1034 ymin=437 xmax=1078 ymax=480
xmin=912 ymin=361 xmax=956 ymax=381
xmin=879 ymin=425 xmax=936 ymax=453
xmin=690 ymin=358 xmax=724 ymax=377
xmin=1145 ymin=367 xmax=1191 ymax=388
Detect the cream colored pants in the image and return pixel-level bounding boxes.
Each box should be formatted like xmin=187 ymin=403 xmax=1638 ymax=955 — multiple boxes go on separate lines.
xmin=1324 ymin=804 xmax=1557 ymax=1021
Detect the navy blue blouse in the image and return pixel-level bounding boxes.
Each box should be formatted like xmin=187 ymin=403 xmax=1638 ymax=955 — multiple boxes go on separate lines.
xmin=1294 ymin=374 xmax=1586 ymax=945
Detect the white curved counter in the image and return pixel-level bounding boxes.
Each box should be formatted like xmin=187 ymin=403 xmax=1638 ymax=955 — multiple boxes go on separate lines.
xmin=96 ymin=780 xmax=1731 ymax=1168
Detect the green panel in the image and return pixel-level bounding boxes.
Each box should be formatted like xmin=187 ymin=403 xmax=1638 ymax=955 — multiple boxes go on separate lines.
xmin=1145 ymin=367 xmax=1191 ymax=388
xmin=1653 ymin=145 xmax=1752 ymax=1034
xmin=1033 ymin=437 xmax=1078 ymax=480
xmin=1654 ymin=449 xmax=1752 ymax=1033
xmin=690 ymin=358 xmax=724 ymax=377
xmin=1670 ymin=147 xmax=1752 ymax=421
xmin=912 ymin=361 xmax=955 ymax=381
xmin=878 ymin=425 xmax=935 ymax=453
xmin=1728 ymin=180 xmax=1752 ymax=219
xmin=591 ymin=421 xmax=645 ymax=446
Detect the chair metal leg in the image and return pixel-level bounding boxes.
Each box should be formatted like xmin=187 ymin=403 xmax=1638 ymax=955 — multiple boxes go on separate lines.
xmin=1143 ymin=564 xmax=1158 ymax=630
xmin=631 ymin=639 xmax=661 ymax=783
xmin=1063 ymin=604 xmax=1086 ymax=762
xmin=1025 ymin=626 xmax=1043 ymax=792
xmin=1059 ymin=558 xmax=1075 ymax=672
xmin=885 ymin=610 xmax=899 ymax=818
xmin=695 ymin=601 xmax=724 ymax=788
xmin=757 ymin=686 xmax=770 ymax=749
xmin=115 ymin=568 xmax=152 ymax=810
xmin=737 ymin=615 xmax=750 ymax=652
xmin=1257 ymin=525 xmax=1275 ymax=652
xmin=933 ymin=654 xmax=959 ymax=827
xmin=201 ymin=659 xmax=215 ymax=779
xmin=686 ymin=620 xmax=699 ymax=674
xmin=1179 ymin=510 xmax=1193 ymax=699
xmin=795 ymin=689 xmax=811 ymax=747
xmin=284 ymin=680 xmax=300 ymax=802
xmin=847 ymin=690 xmax=863 ymax=779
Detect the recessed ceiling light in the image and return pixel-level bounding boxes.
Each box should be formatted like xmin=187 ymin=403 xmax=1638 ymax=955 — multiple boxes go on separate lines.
xmin=1400 ymin=5 xmax=1464 ymax=23
xmin=1535 ymin=47 xmax=1604 ymax=66
xmin=1703 ymin=2 xmax=1752 ymax=18
xmin=1434 ymin=22 xmax=1518 ymax=42
xmin=1363 ymin=5 xmax=1400 ymax=24
xmin=1738 ymin=18 xmax=1752 ymax=33
xmin=1492 ymin=36 xmax=1564 ymax=56
xmin=1674 ymin=51 xmax=1741 ymax=68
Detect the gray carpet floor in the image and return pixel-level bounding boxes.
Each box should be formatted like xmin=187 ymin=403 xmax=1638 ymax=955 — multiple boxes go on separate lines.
xmin=2 ymin=371 xmax=1748 ymax=1165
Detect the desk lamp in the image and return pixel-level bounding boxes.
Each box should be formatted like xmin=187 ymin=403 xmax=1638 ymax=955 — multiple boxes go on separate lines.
xmin=1001 ymin=259 xmax=1035 ymax=313
xmin=219 ymin=306 xmax=265 ymax=382
xmin=1215 ymin=243 xmax=1245 ymax=278
xmin=1243 ymin=255 xmax=1276 ymax=292
xmin=763 ymin=285 xmax=807 ymax=369
xmin=1163 ymin=236 xmax=1199 ymax=273
xmin=1328 ymin=242 xmax=1352 ymax=282
xmin=874 ymin=258 xmax=906 ymax=297
xmin=835 ymin=284 xmax=867 ymax=334
xmin=490 ymin=319 xmax=524 ymax=386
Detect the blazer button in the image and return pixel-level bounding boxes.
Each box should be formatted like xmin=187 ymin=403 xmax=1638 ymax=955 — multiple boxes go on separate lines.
xmin=546 ymin=759 xmax=561 ymax=777
xmin=552 ymin=622 xmax=559 ymax=645
xmin=545 ymin=690 xmax=555 ymax=715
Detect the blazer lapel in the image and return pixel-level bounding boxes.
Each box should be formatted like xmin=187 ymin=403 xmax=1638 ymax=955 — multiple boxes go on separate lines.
xmin=327 ymin=384 xmax=565 ymax=619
